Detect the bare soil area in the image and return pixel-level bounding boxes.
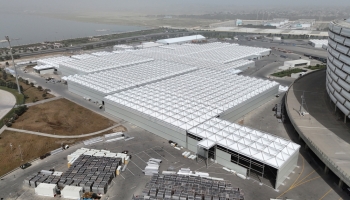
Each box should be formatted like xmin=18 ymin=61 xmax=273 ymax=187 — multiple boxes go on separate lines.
xmin=0 ymin=126 xmax=126 ymax=176
xmin=12 ymin=98 xmax=116 ymax=135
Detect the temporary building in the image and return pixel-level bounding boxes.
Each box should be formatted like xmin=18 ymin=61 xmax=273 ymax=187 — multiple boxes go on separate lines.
xmin=157 ymin=35 xmax=206 ymax=44
xmin=104 ymin=68 xmax=279 ymax=148
xmin=59 ymin=53 xmax=153 ymax=76
xmin=188 ymin=118 xmax=300 ymax=189
xmin=35 ymin=183 xmax=57 ymax=197
xmin=67 ymin=60 xmax=197 ymax=104
xmin=61 ymin=185 xmax=83 ymax=199
xmin=309 ymin=39 xmax=328 ymax=48
xmin=37 ymin=56 xmax=74 ymax=69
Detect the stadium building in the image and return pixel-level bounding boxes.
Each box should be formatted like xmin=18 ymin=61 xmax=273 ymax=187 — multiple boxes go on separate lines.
xmin=326 ymin=18 xmax=350 ymax=121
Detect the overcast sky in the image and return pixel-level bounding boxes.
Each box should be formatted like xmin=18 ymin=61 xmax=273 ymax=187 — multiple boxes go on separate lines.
xmin=1 ymin=0 xmax=349 ymax=14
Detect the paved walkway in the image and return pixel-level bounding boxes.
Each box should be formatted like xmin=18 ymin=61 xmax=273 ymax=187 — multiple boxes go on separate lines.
xmin=286 ymin=70 xmax=350 ymax=187
xmin=2 ymin=124 xmax=120 ymax=138
xmin=25 ymin=96 xmax=62 ymax=107
xmin=0 ymin=90 xmax=16 ymax=119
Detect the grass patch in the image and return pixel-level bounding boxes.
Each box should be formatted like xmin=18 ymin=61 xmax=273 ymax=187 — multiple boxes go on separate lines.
xmin=0 ymin=126 xmax=126 ymax=176
xmin=0 ymin=86 xmax=24 ymax=105
xmin=306 ymin=64 xmax=326 ymax=70
xmin=0 ymin=75 xmax=54 ymax=103
xmin=0 ymin=86 xmax=25 ymax=128
xmin=12 ymin=98 xmax=116 ymax=135
xmin=271 ymin=68 xmax=306 ymax=77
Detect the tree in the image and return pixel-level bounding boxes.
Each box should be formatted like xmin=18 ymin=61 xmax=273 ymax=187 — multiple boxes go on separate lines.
xmin=2 ymin=70 xmax=7 ymax=80
xmin=42 ymin=93 xmax=47 ymax=98
xmin=37 ymin=85 xmax=43 ymax=91
xmin=30 ymin=82 xmax=34 ymax=87
xmin=25 ymin=80 xmax=29 ymax=85
xmin=5 ymin=62 xmax=9 ymax=66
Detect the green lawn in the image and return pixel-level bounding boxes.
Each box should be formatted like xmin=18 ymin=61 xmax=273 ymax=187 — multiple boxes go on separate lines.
xmin=271 ymin=68 xmax=306 ymax=77
xmin=306 ymin=64 xmax=326 ymax=70
xmin=0 ymin=86 xmax=25 ymax=128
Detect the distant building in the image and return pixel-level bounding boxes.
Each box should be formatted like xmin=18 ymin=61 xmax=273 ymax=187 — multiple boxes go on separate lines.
xmin=279 ymin=59 xmax=310 ymax=70
xmin=309 ymin=39 xmax=328 ymax=48
xmin=156 ymin=35 xmax=206 ymax=45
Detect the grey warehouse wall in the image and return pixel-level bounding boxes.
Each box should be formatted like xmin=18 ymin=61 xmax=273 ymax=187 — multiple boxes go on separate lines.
xmin=104 ymin=101 xmax=187 ymax=147
xmin=220 ymin=85 xmax=279 ymax=122
xmin=275 ymin=150 xmax=299 ymax=189
xmin=216 ymin=149 xmax=248 ymax=176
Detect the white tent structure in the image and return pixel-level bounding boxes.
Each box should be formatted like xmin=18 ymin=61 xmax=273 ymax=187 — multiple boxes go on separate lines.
xmin=59 ymin=53 xmax=154 ymax=76
xmin=35 ymin=183 xmax=57 ymax=197
xmin=309 ymin=39 xmax=328 ymax=48
xmin=67 ymin=60 xmax=197 ymax=104
xmin=157 ymin=35 xmax=206 ymax=44
xmin=71 ymin=54 xmax=96 ymax=60
xmin=104 ymin=68 xmax=279 ymax=147
xmin=61 ymin=185 xmax=83 ymax=199
xmin=188 ymin=118 xmax=300 ymax=189
xmin=37 ymin=56 xmax=74 ymax=69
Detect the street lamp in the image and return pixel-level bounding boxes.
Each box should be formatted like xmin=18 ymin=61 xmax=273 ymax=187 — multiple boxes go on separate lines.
xmin=5 ymin=36 xmax=21 ymax=94
xmin=19 ymin=144 xmax=23 ymax=161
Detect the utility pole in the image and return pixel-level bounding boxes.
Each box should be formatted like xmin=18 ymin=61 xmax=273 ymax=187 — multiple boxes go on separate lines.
xmin=19 ymin=145 xmax=23 ymax=161
xmin=5 ymin=36 xmax=21 ymax=94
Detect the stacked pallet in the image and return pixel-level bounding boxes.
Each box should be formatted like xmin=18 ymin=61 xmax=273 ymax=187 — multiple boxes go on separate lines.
xmin=143 ymin=158 xmax=162 ymax=176
xmin=133 ymin=174 xmax=245 ymax=200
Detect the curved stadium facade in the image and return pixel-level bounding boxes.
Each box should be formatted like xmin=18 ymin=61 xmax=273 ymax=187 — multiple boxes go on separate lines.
xmin=327 ymin=18 xmax=350 ymax=118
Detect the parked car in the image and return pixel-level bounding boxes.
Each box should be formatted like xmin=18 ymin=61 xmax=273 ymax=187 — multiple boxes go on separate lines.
xmin=20 ymin=163 xmax=32 ymax=169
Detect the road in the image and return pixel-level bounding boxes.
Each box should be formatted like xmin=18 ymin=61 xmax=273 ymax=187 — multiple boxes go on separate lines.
xmin=14 ymin=31 xmax=197 ymax=58
xmin=0 ymin=90 xmax=16 ymax=119
xmin=4 ymin=124 xmax=120 ymax=139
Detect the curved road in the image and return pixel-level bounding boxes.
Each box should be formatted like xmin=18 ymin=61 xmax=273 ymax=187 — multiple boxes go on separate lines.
xmin=2 ymin=124 xmax=120 ymax=138
xmin=0 ymin=90 xmax=16 ymax=120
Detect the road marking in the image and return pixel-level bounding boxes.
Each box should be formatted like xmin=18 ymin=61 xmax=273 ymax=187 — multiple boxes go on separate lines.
xmin=151 ymin=148 xmax=169 ymax=161
xmin=129 ymin=160 xmax=144 ymax=171
xmin=294 ymin=170 xmax=315 ymax=186
xmin=174 ymin=164 xmax=186 ymax=169
xmin=134 ymin=154 xmax=147 ymax=163
xmin=161 ymin=148 xmax=177 ymax=158
xmin=130 ymin=186 xmax=136 ymax=189
xmin=142 ymin=151 xmax=154 ymax=159
xmin=292 ymin=176 xmax=320 ymax=188
xmin=277 ymin=155 xmax=304 ymax=198
xmin=127 ymin=168 xmax=135 ymax=176
xmin=120 ymin=174 xmax=126 ymax=179
xmin=318 ymin=188 xmax=332 ymax=200
xmin=112 ymin=180 xmax=116 ymax=184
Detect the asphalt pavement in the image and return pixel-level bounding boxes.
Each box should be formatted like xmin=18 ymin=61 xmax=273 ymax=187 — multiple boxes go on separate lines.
xmin=0 ymin=90 xmax=16 ymax=119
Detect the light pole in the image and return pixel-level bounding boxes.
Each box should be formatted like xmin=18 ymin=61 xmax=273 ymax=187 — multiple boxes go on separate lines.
xmin=19 ymin=145 xmax=23 ymax=161
xmin=5 ymin=36 xmax=21 ymax=94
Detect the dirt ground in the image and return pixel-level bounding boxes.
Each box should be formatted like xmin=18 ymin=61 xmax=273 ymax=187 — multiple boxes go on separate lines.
xmin=0 ymin=126 xmax=126 ymax=176
xmin=12 ymin=98 xmax=116 ymax=135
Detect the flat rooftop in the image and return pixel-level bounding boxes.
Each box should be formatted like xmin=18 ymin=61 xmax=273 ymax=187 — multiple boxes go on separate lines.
xmin=286 ymin=70 xmax=350 ymax=185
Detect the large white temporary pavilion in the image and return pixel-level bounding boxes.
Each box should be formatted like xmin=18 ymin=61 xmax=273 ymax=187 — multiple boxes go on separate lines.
xmin=59 ymin=53 xmax=154 ymax=76
xmin=103 ymin=69 xmax=298 ymax=189
xmin=37 ymin=56 xmax=75 ymax=69
xmin=188 ymin=118 xmax=299 ymax=189
xmin=67 ymin=60 xmax=197 ymax=104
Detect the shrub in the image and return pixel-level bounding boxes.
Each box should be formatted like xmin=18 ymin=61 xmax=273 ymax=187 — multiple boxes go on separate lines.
xmin=37 ymin=86 xmax=42 ymax=91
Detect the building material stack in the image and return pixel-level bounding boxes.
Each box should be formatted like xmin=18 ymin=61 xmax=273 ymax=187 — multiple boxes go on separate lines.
xmin=133 ymin=174 xmax=244 ymax=200
xmin=144 ymin=158 xmax=162 ymax=176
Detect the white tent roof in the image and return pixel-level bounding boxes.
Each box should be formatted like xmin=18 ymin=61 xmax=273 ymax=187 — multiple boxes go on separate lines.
xmin=67 ymin=60 xmax=197 ymax=94
xmin=105 ymin=68 xmax=278 ymax=131
xmin=189 ymin=118 xmax=300 ymax=169
xmin=157 ymin=35 xmax=205 ymax=44
xmin=33 ymin=65 xmax=55 ymax=70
